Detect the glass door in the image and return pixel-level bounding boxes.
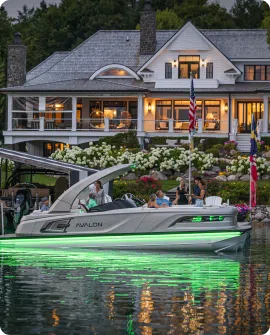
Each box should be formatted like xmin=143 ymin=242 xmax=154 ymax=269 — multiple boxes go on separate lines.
xmin=237 ymin=102 xmax=263 ymax=133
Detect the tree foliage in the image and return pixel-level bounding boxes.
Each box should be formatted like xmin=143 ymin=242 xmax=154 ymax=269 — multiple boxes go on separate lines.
xmin=231 ymin=0 xmax=264 ymax=29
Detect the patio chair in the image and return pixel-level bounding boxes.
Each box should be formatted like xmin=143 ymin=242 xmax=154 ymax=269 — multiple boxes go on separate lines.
xmin=205 ymin=196 xmax=222 ymax=206
xmin=31 ymin=120 xmax=40 ymax=130
xmin=45 ymin=120 xmax=54 ymax=129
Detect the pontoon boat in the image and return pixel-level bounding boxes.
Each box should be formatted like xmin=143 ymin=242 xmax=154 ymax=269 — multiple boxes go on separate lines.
xmin=0 ymin=164 xmax=251 ymax=252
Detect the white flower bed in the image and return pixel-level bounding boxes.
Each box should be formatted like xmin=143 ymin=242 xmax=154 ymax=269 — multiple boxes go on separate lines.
xmin=51 ymin=143 xmax=218 ymax=173
xmin=226 ymin=156 xmax=270 ymax=176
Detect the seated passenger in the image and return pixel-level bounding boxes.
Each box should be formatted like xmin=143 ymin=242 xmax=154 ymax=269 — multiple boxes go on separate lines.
xmin=40 ymin=197 xmax=50 ymax=212
xmin=148 ymin=194 xmax=161 ymax=208
xmin=156 ymin=190 xmax=172 ymax=207
xmin=87 ymin=193 xmax=97 ymax=209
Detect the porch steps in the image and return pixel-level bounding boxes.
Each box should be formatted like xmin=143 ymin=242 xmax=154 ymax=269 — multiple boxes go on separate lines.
xmin=236 ymin=134 xmax=251 ymax=153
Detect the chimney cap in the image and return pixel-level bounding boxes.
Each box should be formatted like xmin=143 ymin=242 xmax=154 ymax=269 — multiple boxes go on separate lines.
xmin=13 ymin=32 xmax=23 ymax=45
xmin=143 ymin=0 xmax=153 ymax=11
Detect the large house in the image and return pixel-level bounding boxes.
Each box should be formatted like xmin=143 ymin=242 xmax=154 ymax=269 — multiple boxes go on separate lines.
xmin=1 ymin=0 xmax=270 ymax=156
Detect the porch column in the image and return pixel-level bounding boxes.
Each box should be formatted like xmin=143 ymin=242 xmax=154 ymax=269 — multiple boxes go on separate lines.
xmin=72 ymin=96 xmax=77 ymax=131
xmin=263 ymin=95 xmax=269 ymax=133
xmin=7 ymin=95 xmax=12 ymax=131
xmin=137 ymin=94 xmax=144 ymax=132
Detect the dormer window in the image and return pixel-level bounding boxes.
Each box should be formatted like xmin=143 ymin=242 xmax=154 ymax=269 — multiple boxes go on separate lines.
xmin=99 ymin=69 xmax=131 ymax=77
xmin=179 ymin=56 xmax=200 ymax=79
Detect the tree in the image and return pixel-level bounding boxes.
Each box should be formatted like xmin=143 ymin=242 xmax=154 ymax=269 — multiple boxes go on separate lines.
xmin=231 ymin=0 xmax=264 ymax=28
xmin=0 ymin=6 xmax=13 ymax=127
xmin=156 ymin=9 xmax=183 ymax=29
xmin=175 ymin=0 xmax=236 ymax=29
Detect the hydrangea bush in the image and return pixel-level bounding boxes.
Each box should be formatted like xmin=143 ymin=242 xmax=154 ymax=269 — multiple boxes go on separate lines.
xmin=51 ymin=142 xmax=218 ymax=173
xmin=226 ymin=156 xmax=270 ymax=176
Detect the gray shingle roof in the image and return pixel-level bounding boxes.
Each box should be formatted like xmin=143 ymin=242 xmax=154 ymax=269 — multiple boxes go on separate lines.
xmin=2 ymin=27 xmax=270 ymax=93
xmin=26 ymin=52 xmax=70 ymax=81
xmin=3 ymin=80 xmax=270 ymax=94
xmin=1 ymin=78 xmax=153 ymax=92
xmin=201 ymin=29 xmax=270 ymax=59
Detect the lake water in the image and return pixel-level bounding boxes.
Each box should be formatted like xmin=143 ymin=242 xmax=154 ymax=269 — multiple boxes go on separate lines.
xmin=0 ymin=223 xmax=269 ymax=335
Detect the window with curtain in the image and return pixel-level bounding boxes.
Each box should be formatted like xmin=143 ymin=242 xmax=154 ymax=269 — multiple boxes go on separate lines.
xmin=165 ymin=63 xmax=172 ymax=79
xmin=178 ymin=56 xmax=200 ymax=79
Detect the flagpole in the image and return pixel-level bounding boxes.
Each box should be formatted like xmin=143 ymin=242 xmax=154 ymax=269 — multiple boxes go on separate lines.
xmin=189 ymin=133 xmax=192 ymax=201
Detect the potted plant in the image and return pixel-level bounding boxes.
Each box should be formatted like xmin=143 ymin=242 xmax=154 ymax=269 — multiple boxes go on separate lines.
xmin=235 ymin=204 xmax=251 ymax=222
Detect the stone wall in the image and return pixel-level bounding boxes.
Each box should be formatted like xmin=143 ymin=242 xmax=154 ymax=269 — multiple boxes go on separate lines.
xmin=252 ymin=205 xmax=270 ymax=223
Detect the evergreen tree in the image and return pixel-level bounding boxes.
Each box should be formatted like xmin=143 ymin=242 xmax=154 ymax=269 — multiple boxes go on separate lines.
xmin=231 ymin=0 xmax=264 ymax=29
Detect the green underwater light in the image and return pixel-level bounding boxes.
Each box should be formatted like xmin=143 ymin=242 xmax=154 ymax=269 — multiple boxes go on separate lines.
xmin=0 ymin=231 xmax=241 ymax=247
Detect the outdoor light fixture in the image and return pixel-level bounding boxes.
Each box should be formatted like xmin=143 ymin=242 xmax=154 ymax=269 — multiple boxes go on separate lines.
xmin=224 ymin=103 xmax=228 ymax=112
xmin=201 ymin=59 xmax=205 ymax=67
xmin=173 ymin=60 xmax=177 ymax=68
xmin=148 ymin=102 xmax=152 ymax=113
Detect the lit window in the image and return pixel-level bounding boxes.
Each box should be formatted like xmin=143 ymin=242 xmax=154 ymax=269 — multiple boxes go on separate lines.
xmin=99 ymin=69 xmax=131 ymax=77
xmin=179 ymin=56 xmax=200 ymax=79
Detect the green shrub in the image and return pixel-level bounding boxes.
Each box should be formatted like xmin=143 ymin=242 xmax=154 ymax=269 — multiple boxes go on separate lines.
xmin=194 ymin=137 xmax=228 ymax=151
xmin=206 ymin=181 xmax=270 ymax=205
xmin=113 ymin=177 xmax=162 ymax=200
xmin=97 ymin=131 xmax=140 ymax=149
xmin=262 ymin=136 xmax=270 ymax=146
xmin=205 ymin=144 xmax=223 ymax=158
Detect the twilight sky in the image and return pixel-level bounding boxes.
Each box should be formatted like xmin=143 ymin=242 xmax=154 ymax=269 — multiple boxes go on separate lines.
xmin=3 ymin=0 xmax=239 ymax=18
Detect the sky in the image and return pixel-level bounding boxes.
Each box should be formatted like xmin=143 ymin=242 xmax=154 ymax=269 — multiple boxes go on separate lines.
xmin=3 ymin=0 xmax=238 ymax=18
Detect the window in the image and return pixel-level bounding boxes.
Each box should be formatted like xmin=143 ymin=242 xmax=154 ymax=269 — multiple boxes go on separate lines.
xmin=244 ymin=65 xmax=270 ymax=81
xmin=155 ymin=101 xmax=172 ymax=130
xmin=174 ymin=100 xmax=202 ymax=131
xmin=204 ymin=101 xmax=220 ymax=131
xmin=99 ymin=69 xmax=131 ymax=77
xmin=12 ymin=97 xmax=39 ymax=111
xmin=43 ymin=142 xmax=66 ymax=157
xmin=206 ymin=63 xmax=213 ymax=79
xmin=165 ymin=63 xmax=172 ymax=79
xmin=179 ymin=56 xmax=200 ymax=79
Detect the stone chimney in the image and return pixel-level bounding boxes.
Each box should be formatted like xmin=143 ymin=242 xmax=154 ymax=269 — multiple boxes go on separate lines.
xmin=140 ymin=0 xmax=156 ymax=55
xmin=7 ymin=32 xmax=27 ymax=87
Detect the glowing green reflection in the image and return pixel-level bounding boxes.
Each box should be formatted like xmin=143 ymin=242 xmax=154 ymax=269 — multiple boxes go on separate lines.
xmin=0 ymin=247 xmax=240 ymax=293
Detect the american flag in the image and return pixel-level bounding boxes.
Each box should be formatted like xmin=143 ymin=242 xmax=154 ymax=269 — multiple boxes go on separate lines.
xmin=189 ymin=76 xmax=197 ymax=137
xmin=250 ymin=113 xmax=258 ymax=208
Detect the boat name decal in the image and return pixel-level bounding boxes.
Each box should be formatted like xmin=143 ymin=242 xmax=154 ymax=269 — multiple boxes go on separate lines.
xmin=76 ymin=222 xmax=103 ymax=228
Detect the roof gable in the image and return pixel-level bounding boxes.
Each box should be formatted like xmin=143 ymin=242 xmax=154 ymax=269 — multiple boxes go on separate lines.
xmin=138 ymin=22 xmax=240 ymax=75
xmin=168 ymin=24 xmax=211 ymax=51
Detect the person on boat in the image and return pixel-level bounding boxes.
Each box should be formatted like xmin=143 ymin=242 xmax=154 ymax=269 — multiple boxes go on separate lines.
xmin=175 ymin=180 xmax=189 ymax=205
xmin=192 ymin=181 xmax=206 ymax=207
xmin=148 ymin=194 xmax=161 ymax=208
xmin=91 ymin=180 xmax=105 ymax=205
xmin=40 ymin=197 xmax=50 ymax=212
xmin=87 ymin=193 xmax=97 ymax=209
xmin=156 ymin=190 xmax=172 ymax=207
xmin=190 ymin=176 xmax=202 ymax=204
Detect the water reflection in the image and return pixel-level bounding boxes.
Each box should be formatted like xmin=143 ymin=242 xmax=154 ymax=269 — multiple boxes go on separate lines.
xmin=0 ymin=224 xmax=269 ymax=335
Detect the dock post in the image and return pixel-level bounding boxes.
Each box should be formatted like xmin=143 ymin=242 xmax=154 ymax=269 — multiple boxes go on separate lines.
xmin=1 ymin=202 xmax=4 ymax=236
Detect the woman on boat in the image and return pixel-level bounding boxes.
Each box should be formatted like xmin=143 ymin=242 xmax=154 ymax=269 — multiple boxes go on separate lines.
xmin=91 ymin=180 xmax=105 ymax=205
xmin=175 ymin=180 xmax=189 ymax=205
xmin=87 ymin=193 xmax=97 ymax=209
xmin=148 ymin=194 xmax=161 ymax=208
xmin=192 ymin=181 xmax=206 ymax=207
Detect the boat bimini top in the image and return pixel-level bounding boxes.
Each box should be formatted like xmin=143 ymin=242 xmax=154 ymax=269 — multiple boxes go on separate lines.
xmin=49 ymin=164 xmax=133 ymax=213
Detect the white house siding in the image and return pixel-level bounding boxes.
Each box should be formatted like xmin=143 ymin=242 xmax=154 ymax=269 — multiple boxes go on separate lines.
xmin=144 ymin=29 xmax=236 ymax=87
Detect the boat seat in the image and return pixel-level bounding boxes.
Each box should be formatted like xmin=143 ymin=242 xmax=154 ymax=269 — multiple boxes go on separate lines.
xmin=205 ymin=196 xmax=222 ymax=206
xmin=87 ymin=199 xmax=137 ymax=213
